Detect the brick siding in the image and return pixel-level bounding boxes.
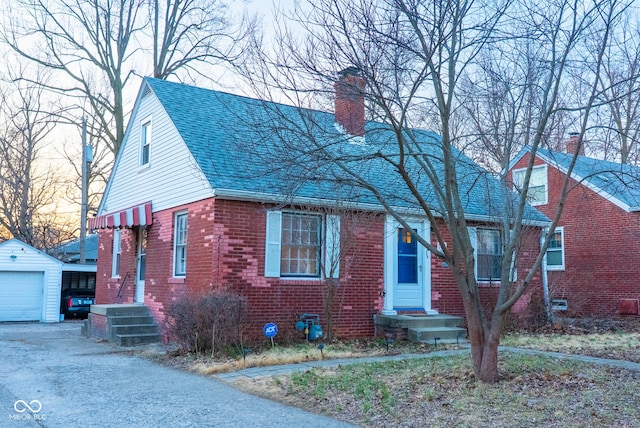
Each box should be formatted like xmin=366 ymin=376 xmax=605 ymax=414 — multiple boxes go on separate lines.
xmin=95 ymin=198 xmax=545 ymax=341
xmin=512 ymin=153 xmax=640 ymax=317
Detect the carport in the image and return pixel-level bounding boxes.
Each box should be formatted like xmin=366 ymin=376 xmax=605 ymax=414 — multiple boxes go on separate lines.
xmin=0 ymin=238 xmax=63 ymax=322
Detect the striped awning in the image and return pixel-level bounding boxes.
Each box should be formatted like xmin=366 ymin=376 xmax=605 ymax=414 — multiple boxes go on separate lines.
xmin=88 ymin=202 xmax=152 ymax=230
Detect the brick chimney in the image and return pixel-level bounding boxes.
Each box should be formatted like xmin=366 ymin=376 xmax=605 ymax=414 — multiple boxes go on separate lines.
xmin=566 ymin=132 xmax=585 ymax=156
xmin=334 ymin=67 xmax=366 ymax=136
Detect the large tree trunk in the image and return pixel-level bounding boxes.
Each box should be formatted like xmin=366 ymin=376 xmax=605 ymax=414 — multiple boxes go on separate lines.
xmin=465 ymin=310 xmax=504 ymax=383
xmin=456 ymin=270 xmax=505 ymax=383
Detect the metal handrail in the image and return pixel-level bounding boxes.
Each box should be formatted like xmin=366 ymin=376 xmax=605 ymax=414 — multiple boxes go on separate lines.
xmin=117 ymin=272 xmax=131 ymax=298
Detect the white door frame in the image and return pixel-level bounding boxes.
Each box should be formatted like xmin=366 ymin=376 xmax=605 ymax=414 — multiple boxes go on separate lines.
xmin=135 ymin=227 xmax=147 ymax=303
xmin=381 ymin=215 xmax=435 ymax=315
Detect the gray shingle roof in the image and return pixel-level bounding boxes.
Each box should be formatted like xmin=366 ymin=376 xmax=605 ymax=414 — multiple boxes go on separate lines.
xmin=145 ymin=78 xmax=549 ymax=223
xmin=535 ymin=148 xmax=640 ymax=211
xmin=54 ymin=234 xmax=99 ymax=263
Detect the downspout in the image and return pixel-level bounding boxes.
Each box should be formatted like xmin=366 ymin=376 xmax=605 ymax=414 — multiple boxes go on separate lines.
xmin=541 ymin=229 xmax=552 ymax=322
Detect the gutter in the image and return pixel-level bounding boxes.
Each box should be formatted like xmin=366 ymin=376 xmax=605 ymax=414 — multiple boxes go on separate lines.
xmin=211 ymin=188 xmax=551 ymax=227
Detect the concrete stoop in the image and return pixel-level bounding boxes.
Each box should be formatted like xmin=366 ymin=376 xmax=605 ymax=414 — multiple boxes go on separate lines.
xmin=374 ymin=313 xmax=467 ymax=344
xmin=84 ymin=304 xmax=161 ymax=346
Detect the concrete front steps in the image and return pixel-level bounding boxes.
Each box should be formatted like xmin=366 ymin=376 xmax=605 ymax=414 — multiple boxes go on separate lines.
xmin=374 ymin=313 xmax=467 ymax=345
xmin=84 ymin=304 xmax=160 ymax=346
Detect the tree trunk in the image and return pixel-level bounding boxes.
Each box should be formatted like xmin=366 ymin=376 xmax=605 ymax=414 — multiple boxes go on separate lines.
xmin=456 ymin=268 xmax=505 ymax=383
xmin=466 ymin=313 xmax=503 ymax=383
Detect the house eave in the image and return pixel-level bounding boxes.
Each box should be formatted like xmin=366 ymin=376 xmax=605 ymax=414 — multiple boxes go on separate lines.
xmin=211 ymin=188 xmax=385 ymax=212
xmin=63 ymin=263 xmax=97 ymax=272
xmin=533 ymin=150 xmax=635 ymax=213
xmin=211 ymin=188 xmax=550 ymax=227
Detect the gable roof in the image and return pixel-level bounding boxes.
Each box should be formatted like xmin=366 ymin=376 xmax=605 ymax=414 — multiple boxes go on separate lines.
xmin=53 ymin=234 xmax=98 ymax=263
xmin=110 ymin=78 xmax=548 ymax=224
xmin=0 ymin=238 xmax=64 ymax=265
xmin=513 ymin=147 xmax=640 ymax=212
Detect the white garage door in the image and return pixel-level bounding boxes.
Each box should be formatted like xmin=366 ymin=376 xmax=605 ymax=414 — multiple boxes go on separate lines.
xmin=0 ymin=271 xmax=44 ymax=322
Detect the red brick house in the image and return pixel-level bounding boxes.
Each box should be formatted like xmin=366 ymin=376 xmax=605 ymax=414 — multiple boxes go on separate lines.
xmin=510 ymin=139 xmax=640 ymax=318
xmin=88 ymin=73 xmax=549 ymax=342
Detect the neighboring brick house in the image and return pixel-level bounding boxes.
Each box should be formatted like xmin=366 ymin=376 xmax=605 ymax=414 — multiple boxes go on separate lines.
xmin=89 ymin=73 xmax=549 ymax=341
xmin=510 ymin=139 xmax=640 ymax=317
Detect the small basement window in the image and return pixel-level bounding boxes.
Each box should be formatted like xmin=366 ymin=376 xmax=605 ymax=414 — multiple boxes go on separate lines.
xmin=551 ymin=299 xmax=568 ymax=311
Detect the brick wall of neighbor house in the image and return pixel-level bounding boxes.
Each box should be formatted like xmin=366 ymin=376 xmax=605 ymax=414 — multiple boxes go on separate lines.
xmin=429 ymin=220 xmax=545 ymax=326
xmin=512 ymin=153 xmax=640 ymax=317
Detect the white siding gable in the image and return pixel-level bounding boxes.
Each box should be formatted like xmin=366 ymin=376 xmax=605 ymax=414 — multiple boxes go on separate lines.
xmin=0 ymin=239 xmax=63 ymax=323
xmin=100 ymin=84 xmax=214 ymax=215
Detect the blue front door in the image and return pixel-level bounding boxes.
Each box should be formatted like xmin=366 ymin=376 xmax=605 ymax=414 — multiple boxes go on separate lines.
xmin=393 ymin=225 xmax=423 ymax=308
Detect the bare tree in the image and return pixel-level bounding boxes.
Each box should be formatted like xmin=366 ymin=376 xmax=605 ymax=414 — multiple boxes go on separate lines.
xmin=236 ymin=0 xmax=624 ymax=382
xmin=2 ymin=0 xmax=146 ymax=155
xmin=594 ymin=13 xmax=640 ymax=164
xmin=0 ymin=0 xmax=246 ymax=244
xmin=150 ymin=0 xmax=248 ymax=80
xmin=1 ymin=0 xmax=247 ymax=156
xmin=0 ymin=78 xmax=74 ymax=249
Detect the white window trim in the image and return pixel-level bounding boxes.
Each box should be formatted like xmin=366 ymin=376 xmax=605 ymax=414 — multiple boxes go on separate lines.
xmin=112 ymin=229 xmax=121 ymax=278
xmin=264 ymin=210 xmax=339 ymax=279
xmin=512 ymin=164 xmax=548 ymax=206
xmin=468 ymin=226 xmax=506 ymax=283
xmin=173 ymin=211 xmax=188 ymax=277
xmin=545 ymin=226 xmax=565 ymax=271
xmin=139 ymin=115 xmax=152 ymax=168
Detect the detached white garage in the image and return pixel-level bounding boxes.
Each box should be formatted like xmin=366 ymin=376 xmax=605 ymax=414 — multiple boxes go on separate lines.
xmin=0 ymin=239 xmax=63 ymax=323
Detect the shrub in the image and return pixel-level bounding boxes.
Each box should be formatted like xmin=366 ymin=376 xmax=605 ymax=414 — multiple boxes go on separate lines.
xmin=166 ymin=290 xmax=249 ymax=355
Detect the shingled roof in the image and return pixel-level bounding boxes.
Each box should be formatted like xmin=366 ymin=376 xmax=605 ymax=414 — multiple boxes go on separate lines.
xmin=144 ymin=77 xmax=549 ymax=224
xmin=516 ymin=147 xmax=640 ymax=212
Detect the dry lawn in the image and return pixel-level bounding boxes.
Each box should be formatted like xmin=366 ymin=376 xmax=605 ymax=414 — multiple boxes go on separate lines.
xmin=155 ymin=320 xmax=640 ymax=427
xmin=500 ymin=331 xmax=640 ymax=363
xmin=232 ymin=352 xmax=640 ymax=427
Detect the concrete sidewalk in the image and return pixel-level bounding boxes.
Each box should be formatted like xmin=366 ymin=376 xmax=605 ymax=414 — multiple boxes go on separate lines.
xmin=216 ymin=346 xmax=640 ymax=383
xmin=216 ymin=349 xmax=469 ymax=382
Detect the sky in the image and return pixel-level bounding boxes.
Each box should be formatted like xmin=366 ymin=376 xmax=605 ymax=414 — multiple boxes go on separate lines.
xmin=1 ymin=0 xmax=307 ymax=224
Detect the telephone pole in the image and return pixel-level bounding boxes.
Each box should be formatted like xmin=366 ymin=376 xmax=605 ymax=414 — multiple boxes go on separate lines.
xmin=79 ymin=118 xmax=91 ymax=263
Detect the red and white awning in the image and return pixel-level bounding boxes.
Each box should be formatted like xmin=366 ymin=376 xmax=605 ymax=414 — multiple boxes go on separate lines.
xmin=88 ymin=202 xmax=152 ymax=230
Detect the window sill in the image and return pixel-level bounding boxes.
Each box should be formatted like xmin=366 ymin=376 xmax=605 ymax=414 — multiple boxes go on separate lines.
xmin=477 ymin=280 xmax=500 ymax=288
xmin=546 ymin=267 xmax=565 ymax=272
xmin=276 ymin=277 xmax=322 ymax=285
xmin=169 ymin=277 xmax=185 ymax=284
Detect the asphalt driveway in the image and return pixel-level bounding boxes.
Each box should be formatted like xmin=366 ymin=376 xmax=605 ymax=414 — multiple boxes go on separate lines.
xmin=0 ymin=322 xmax=353 ymax=427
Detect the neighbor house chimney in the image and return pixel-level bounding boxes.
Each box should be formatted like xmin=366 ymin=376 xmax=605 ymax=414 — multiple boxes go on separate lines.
xmin=334 ymin=67 xmax=366 ymax=136
xmin=566 ymin=132 xmax=585 ymax=156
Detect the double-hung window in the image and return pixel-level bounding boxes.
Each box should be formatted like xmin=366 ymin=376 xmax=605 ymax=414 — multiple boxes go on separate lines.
xmin=140 ymin=117 xmax=152 ymax=167
xmin=476 ymin=228 xmax=502 ymax=281
xmin=281 ymin=213 xmax=321 ymax=276
xmin=173 ymin=212 xmax=188 ymax=277
xmin=546 ymin=227 xmax=565 ymax=270
xmin=469 ymin=227 xmax=503 ymax=282
xmin=512 ymin=164 xmax=548 ymax=205
xmin=265 ymin=211 xmax=340 ymax=279
xmin=112 ymin=229 xmax=121 ymax=278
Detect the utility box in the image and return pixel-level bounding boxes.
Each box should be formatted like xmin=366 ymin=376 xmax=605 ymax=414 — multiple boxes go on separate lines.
xmin=619 ymin=299 xmax=639 ymax=316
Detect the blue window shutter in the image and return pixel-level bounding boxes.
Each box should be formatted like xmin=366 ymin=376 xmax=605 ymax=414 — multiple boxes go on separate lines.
xmin=325 ymin=215 xmax=341 ymax=279
xmin=467 ymin=226 xmax=477 ymax=279
xmin=265 ymin=211 xmax=282 ymax=277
